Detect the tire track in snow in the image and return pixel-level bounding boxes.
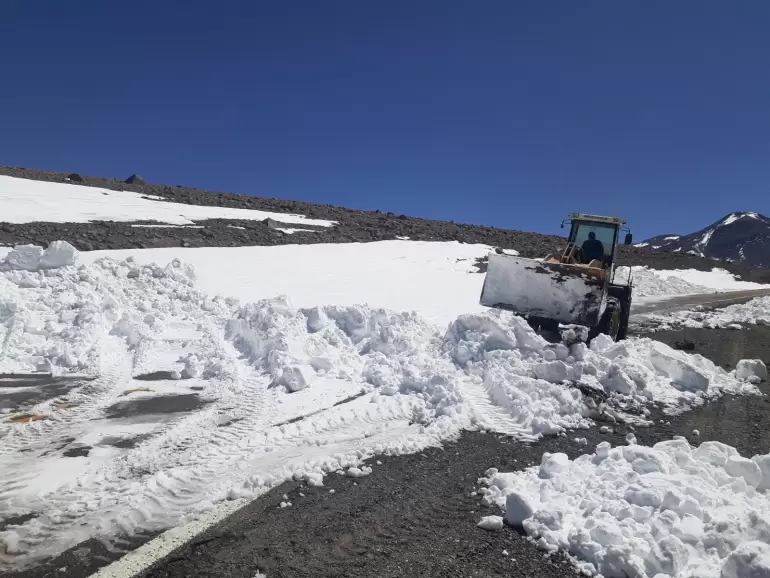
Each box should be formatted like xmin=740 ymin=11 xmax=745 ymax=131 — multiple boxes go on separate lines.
xmin=0 ymin=332 xmax=131 ymax=456
xmin=455 ymin=374 xmax=541 ymax=441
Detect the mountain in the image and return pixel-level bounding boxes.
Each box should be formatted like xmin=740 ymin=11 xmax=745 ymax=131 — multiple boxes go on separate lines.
xmin=640 ymin=212 xmax=770 ymax=269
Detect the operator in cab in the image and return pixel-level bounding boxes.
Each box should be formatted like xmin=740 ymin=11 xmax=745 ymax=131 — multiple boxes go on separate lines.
xmin=581 ymin=231 xmax=604 ymax=264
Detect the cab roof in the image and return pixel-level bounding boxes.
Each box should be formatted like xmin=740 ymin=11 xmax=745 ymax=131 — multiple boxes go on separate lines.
xmin=570 ymin=213 xmax=625 ymax=225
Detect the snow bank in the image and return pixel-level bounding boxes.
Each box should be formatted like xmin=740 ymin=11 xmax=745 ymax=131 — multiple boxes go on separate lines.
xmin=653 ymin=267 xmax=764 ymax=292
xmin=643 ymin=296 xmax=770 ymax=331
xmin=614 ymin=266 xmax=714 ymax=298
xmin=0 ymin=175 xmax=334 ymax=227
xmin=0 ymin=242 xmax=759 ymax=570
xmin=480 ymin=439 xmax=770 ymax=578
xmin=615 ymin=266 xmax=763 ymax=300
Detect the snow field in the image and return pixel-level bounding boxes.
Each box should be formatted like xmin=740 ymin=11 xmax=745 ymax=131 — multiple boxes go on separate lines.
xmin=0 ymin=175 xmax=335 ymax=227
xmin=0 ymin=242 xmax=761 ymax=569
xmin=79 ymin=240 xmax=495 ymax=326
xmin=479 ymin=438 xmax=770 ymax=578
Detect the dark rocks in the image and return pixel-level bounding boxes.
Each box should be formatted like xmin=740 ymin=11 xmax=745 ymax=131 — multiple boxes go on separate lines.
xmin=66 ymin=173 xmax=83 ymax=182
xmin=125 ymin=174 xmax=146 ymax=185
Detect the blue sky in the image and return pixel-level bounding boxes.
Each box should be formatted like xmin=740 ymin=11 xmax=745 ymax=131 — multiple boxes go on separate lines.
xmin=2 ymin=1 xmax=770 ymax=240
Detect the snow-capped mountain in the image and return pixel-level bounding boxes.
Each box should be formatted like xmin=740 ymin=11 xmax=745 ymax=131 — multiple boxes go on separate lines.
xmin=640 ymin=212 xmax=770 ymax=269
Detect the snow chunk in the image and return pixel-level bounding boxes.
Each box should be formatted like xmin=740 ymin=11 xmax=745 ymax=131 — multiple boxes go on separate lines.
xmin=39 ymin=241 xmax=78 ymax=269
xmin=504 ymin=492 xmax=535 ymax=526
xmin=649 ymin=342 xmax=710 ymax=391
xmin=2 ymin=245 xmax=43 ymax=271
xmin=1 ymin=241 xmax=79 ymax=272
xmin=277 ymin=364 xmax=316 ymax=392
xmin=724 ymin=456 xmax=762 ymax=488
xmin=601 ymin=364 xmax=636 ymax=395
xmin=721 ymin=541 xmax=770 ymax=578
xmin=590 ymin=334 xmax=614 ymax=354
xmin=477 ymin=515 xmax=504 ymax=531
xmin=539 ymin=452 xmax=569 ymax=479
xmin=737 ymin=359 xmax=767 ymax=382
xmin=345 ymin=466 xmax=372 ymax=478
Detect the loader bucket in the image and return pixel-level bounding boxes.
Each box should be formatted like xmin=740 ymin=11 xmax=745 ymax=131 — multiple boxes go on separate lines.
xmin=479 ymin=253 xmax=607 ymax=326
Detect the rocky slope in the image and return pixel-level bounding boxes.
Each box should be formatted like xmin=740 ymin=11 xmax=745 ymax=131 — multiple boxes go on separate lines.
xmin=0 ymin=166 xmax=757 ymax=278
xmin=643 ymin=211 xmax=770 ymax=270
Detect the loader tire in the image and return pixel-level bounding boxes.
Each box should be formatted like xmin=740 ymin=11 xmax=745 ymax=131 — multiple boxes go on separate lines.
xmin=590 ymin=297 xmax=621 ymax=342
xmin=616 ymin=296 xmax=631 ymax=341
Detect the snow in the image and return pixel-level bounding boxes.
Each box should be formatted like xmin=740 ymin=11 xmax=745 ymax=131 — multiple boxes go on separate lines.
xmin=643 ymin=297 xmax=770 ymax=330
xmin=80 ymin=241 xmax=494 ymax=327
xmin=722 ymin=213 xmax=741 ymax=227
xmin=736 ymin=360 xmax=768 ymax=382
xmin=0 ymin=175 xmax=335 ymax=227
xmin=477 ymin=515 xmax=504 ymax=531
xmin=652 ymin=267 xmax=763 ymax=291
xmin=480 ymin=439 xmax=770 ymax=578
xmin=0 ymin=241 xmax=761 ymax=569
xmin=131 ymin=225 xmax=205 ymax=229
xmin=276 ymin=227 xmax=321 ymax=234
xmin=698 ymin=228 xmax=715 ymax=249
xmin=614 ymin=266 xmax=764 ymax=300
xmin=0 ymin=241 xmax=78 ymax=272
xmin=664 ymin=236 xmax=681 ymax=241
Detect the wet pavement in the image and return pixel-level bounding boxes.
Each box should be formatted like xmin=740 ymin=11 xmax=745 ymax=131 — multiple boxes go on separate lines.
xmin=104 ymin=393 xmax=210 ymax=419
xmin=0 ymin=374 xmax=88 ymax=412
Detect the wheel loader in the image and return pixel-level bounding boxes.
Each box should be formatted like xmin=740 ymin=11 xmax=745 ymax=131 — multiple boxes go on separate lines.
xmin=479 ymin=213 xmax=634 ymax=342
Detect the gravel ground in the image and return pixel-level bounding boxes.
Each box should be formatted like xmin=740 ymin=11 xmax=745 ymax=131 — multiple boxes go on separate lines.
xmin=7 ymin=327 xmax=763 ymax=578
xmin=0 ymin=165 xmax=755 ymax=276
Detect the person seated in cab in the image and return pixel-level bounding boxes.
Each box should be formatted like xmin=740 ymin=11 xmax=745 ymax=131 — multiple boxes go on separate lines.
xmin=581 ymin=231 xmax=605 ymax=265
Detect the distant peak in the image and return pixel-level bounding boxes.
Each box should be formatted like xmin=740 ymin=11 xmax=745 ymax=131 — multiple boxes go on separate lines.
xmin=718 ymin=212 xmax=765 ymax=227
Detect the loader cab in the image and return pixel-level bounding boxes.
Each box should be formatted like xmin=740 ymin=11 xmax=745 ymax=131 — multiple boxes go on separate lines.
xmin=564 ymin=213 xmax=629 ymax=267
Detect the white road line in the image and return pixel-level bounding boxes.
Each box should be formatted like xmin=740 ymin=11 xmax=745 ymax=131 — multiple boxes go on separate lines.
xmin=88 ymin=496 xmax=253 ymax=578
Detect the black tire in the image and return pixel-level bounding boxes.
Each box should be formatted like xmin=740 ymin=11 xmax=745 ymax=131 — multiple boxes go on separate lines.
xmin=616 ymin=295 xmax=631 ymax=341
xmin=589 ymin=297 xmax=621 ymax=342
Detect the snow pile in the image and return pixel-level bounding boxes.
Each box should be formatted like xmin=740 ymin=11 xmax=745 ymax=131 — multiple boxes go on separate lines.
xmin=480 ymin=439 xmax=770 ymax=578
xmin=0 ymin=242 xmax=760 ymax=569
xmin=614 ymin=266 xmax=764 ymax=300
xmin=0 ymin=175 xmax=335 ymax=227
xmin=643 ymin=296 xmax=770 ymax=331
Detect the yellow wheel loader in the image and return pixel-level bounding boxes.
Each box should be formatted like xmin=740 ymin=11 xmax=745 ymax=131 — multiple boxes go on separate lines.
xmin=479 ymin=213 xmax=634 ymax=342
